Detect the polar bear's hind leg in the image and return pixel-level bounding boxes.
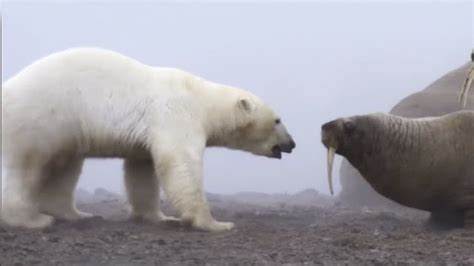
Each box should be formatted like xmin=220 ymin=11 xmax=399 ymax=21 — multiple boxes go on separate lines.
xmin=39 ymin=157 xmax=93 ymax=220
xmin=2 ymin=159 xmax=54 ymax=229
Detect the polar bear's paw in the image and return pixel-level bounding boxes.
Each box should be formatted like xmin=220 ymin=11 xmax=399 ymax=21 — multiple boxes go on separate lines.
xmin=60 ymin=210 xmax=94 ymax=221
xmin=130 ymin=211 xmax=180 ymax=226
xmin=158 ymin=212 xmax=181 ymax=224
xmin=25 ymin=214 xmax=55 ymax=229
xmin=2 ymin=213 xmax=55 ymax=229
xmin=207 ymin=221 xmax=235 ymax=232
xmin=77 ymin=211 xmax=95 ymax=219
xmin=193 ymin=220 xmax=235 ymax=232
xmin=59 ymin=210 xmax=94 ymax=221
xmin=41 ymin=204 xmax=94 ymax=221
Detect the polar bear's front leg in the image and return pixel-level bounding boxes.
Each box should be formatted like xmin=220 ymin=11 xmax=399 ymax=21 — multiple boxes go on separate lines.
xmin=154 ymin=145 xmax=234 ymax=232
xmin=124 ymin=158 xmax=179 ymax=223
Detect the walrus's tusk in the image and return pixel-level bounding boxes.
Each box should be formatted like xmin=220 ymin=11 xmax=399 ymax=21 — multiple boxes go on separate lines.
xmin=459 ymin=53 xmax=474 ymax=108
xmin=327 ymin=146 xmax=336 ymax=195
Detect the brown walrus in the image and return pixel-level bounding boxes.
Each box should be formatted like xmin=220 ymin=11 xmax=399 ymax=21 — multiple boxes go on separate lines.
xmin=321 ymin=111 xmax=474 ymax=228
xmin=340 ymin=61 xmax=474 ymax=207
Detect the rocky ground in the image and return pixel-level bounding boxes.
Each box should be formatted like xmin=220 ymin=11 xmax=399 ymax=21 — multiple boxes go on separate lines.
xmin=1 ymin=189 xmax=473 ymax=266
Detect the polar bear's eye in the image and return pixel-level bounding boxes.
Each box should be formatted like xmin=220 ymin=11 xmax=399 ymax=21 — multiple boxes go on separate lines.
xmin=275 ymin=119 xmax=281 ymax=124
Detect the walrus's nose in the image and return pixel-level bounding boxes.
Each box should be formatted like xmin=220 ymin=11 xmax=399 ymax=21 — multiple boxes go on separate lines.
xmin=321 ymin=120 xmax=338 ymax=147
xmin=322 ymin=120 xmax=337 ymax=133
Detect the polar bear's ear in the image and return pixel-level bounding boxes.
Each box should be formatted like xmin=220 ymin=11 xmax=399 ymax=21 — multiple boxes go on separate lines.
xmin=237 ymin=98 xmax=254 ymax=113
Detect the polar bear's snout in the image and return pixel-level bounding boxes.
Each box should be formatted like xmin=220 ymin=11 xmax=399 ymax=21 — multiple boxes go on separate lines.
xmin=270 ymin=122 xmax=296 ymax=158
xmin=276 ymin=135 xmax=295 ymax=153
xmin=271 ymin=137 xmax=295 ymax=159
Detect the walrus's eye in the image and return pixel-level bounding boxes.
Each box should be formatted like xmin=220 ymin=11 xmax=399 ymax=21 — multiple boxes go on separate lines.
xmin=275 ymin=118 xmax=281 ymax=124
xmin=343 ymin=121 xmax=355 ymax=135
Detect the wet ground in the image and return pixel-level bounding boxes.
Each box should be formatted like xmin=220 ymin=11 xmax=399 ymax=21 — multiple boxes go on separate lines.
xmin=1 ymin=190 xmax=473 ymax=265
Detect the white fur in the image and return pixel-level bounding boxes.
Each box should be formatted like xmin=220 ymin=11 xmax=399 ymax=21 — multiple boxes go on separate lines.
xmin=1 ymin=48 xmax=287 ymax=232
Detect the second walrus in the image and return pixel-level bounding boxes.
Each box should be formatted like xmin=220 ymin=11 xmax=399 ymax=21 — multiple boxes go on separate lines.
xmin=321 ymin=111 xmax=474 ymax=228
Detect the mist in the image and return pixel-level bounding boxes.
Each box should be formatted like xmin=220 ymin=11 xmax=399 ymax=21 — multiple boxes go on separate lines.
xmin=2 ymin=0 xmax=472 ymax=195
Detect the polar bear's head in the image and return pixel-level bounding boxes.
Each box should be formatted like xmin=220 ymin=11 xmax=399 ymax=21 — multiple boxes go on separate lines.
xmin=215 ymin=95 xmax=295 ymax=159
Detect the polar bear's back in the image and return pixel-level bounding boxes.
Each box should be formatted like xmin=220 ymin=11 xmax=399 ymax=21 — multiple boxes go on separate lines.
xmin=2 ymin=48 xmax=164 ymax=159
xmin=3 ymin=48 xmax=151 ymax=93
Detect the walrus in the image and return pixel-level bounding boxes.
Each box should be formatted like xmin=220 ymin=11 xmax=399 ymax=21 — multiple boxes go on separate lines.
xmin=321 ymin=111 xmax=474 ymax=228
xmin=340 ymin=61 xmax=474 ymax=207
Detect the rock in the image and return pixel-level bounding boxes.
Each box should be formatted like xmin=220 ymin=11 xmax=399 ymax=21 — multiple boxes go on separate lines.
xmin=93 ymin=188 xmax=122 ymax=202
xmin=75 ymin=188 xmax=93 ymax=203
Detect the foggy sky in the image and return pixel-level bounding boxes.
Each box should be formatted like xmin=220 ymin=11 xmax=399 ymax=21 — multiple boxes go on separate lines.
xmin=2 ymin=1 xmax=473 ymax=195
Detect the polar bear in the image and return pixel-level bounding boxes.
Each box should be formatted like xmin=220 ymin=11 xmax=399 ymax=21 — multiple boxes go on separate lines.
xmin=1 ymin=48 xmax=295 ymax=232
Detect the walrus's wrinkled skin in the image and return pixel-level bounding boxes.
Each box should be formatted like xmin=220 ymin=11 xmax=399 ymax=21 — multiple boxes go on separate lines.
xmin=322 ymin=111 xmax=474 ymax=228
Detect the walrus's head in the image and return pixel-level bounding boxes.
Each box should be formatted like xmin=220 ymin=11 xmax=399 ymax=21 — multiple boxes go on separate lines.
xmin=321 ymin=114 xmax=382 ymax=195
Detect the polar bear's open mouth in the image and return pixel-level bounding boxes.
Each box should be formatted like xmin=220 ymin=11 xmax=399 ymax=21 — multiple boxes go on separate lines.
xmin=272 ymin=145 xmax=282 ymax=159
xmin=271 ymin=141 xmax=295 ymax=159
xmin=271 ymin=137 xmax=296 ymax=159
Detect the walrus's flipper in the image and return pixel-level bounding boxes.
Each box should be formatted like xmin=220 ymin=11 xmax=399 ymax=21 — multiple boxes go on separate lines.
xmin=465 ymin=210 xmax=474 ymax=229
xmin=427 ymin=210 xmax=464 ymax=230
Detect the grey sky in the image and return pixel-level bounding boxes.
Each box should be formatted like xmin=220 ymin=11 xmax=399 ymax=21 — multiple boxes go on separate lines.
xmin=2 ymin=1 xmax=473 ymax=195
